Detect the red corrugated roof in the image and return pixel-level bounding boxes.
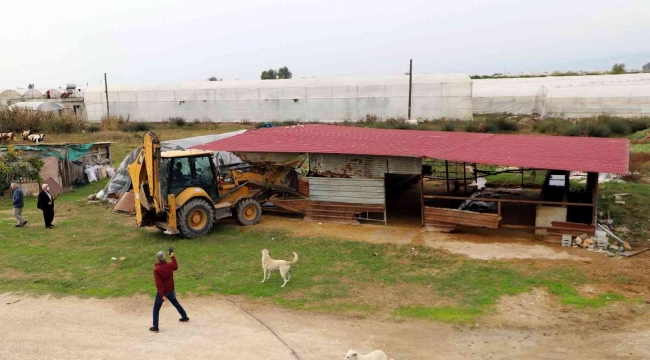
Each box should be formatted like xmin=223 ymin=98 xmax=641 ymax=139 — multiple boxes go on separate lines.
xmin=196 ymin=125 xmax=629 ymax=173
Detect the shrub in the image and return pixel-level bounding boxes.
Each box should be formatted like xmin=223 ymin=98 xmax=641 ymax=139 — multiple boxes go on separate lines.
xmin=464 ymin=121 xmax=480 ymax=132
xmin=440 ymin=122 xmax=456 ymax=132
xmin=120 ymin=121 xmax=152 ymax=132
xmin=100 ymin=116 xmax=127 ymax=131
xmin=86 ymin=124 xmax=101 ymax=133
xmin=628 ymin=117 xmax=650 ymax=133
xmin=41 ymin=115 xmax=86 ymax=134
xmin=0 ymin=148 xmax=44 ymax=194
xmin=488 ymin=117 xmax=518 ymax=132
xmin=168 ymin=116 xmax=186 ymax=127
xmin=622 ymin=152 xmax=650 ymax=181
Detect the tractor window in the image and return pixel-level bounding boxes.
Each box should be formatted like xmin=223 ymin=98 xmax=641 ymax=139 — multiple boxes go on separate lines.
xmin=192 ymin=156 xmax=219 ymax=201
xmin=170 ymin=157 xmax=192 ymax=196
xmin=159 ymin=158 xmax=170 ymax=203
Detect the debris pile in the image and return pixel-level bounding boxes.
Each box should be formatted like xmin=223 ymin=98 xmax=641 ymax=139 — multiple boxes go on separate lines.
xmin=558 ymin=209 xmax=638 ymax=257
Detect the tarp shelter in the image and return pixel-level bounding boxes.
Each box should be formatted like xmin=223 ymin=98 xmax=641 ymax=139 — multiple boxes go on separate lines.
xmin=0 ymin=142 xmax=113 ymax=194
xmin=101 ymin=131 xmax=246 ymax=198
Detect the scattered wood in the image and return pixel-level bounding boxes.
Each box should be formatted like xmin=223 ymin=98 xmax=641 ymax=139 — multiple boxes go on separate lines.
xmin=621 ymin=247 xmax=650 ymax=258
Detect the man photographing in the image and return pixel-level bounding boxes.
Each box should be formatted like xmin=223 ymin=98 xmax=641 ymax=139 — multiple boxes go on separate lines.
xmin=150 ymin=249 xmax=189 ymax=333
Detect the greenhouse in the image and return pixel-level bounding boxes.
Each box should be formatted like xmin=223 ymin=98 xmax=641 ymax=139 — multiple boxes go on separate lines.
xmin=543 ymin=82 xmax=650 ymax=118
xmin=83 ymin=74 xmax=473 ymax=122
xmin=8 ymin=101 xmax=64 ymax=112
xmin=473 ymin=73 xmax=650 ymax=116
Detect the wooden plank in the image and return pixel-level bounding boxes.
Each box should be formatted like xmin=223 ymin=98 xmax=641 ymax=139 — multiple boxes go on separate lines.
xmin=621 ymin=247 xmax=650 ymax=257
xmin=308 ymin=177 xmax=384 ymax=186
xmin=424 ymin=207 xmax=500 ymax=221
xmin=423 ymin=195 xmax=594 ymax=207
xmin=424 ymin=213 xmax=499 ymax=229
xmin=424 ymin=215 xmax=499 ymax=227
xmin=310 ymin=195 xmax=385 ymax=205
xmin=550 ymin=221 xmax=595 ymax=232
xmin=308 ymin=185 xmax=385 ymax=192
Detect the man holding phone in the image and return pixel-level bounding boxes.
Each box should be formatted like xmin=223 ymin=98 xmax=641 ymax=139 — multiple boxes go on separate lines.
xmin=150 ymin=248 xmax=189 ymax=332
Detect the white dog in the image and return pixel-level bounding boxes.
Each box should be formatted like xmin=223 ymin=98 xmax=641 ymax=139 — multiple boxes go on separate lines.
xmin=261 ymin=249 xmax=298 ymax=288
xmin=344 ymin=350 xmax=389 ymax=360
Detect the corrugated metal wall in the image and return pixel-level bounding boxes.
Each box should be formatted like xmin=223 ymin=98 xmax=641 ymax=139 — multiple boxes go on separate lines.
xmin=308 ymin=177 xmax=385 ymax=204
xmin=310 ymin=153 xmax=420 ymax=178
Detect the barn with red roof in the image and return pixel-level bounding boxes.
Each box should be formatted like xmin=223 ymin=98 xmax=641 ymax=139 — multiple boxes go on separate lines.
xmin=196 ymin=124 xmax=628 ymax=235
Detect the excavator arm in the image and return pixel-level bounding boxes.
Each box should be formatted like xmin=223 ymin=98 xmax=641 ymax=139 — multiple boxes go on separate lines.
xmin=127 ymin=132 xmax=165 ymax=227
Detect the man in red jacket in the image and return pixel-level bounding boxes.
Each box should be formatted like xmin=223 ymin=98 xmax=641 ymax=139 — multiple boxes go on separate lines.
xmin=150 ymin=251 xmax=189 ymax=332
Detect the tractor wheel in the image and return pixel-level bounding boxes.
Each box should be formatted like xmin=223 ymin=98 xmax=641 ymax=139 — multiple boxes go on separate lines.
xmin=236 ymin=199 xmax=262 ymax=226
xmin=178 ymin=198 xmax=214 ymax=238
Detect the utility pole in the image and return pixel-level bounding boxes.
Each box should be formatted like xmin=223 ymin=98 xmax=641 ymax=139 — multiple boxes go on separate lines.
xmin=407 ymin=59 xmax=413 ymax=119
xmin=104 ymin=72 xmax=110 ymax=118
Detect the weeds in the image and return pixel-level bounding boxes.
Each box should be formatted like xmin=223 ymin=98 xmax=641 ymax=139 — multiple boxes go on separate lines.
xmin=0 ymin=108 xmax=85 ymax=134
xmin=167 ymin=117 xmax=187 ymax=127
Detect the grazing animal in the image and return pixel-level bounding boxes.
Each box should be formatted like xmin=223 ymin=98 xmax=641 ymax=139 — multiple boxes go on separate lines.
xmin=28 ymin=134 xmax=45 ymax=143
xmin=261 ymin=249 xmax=298 ymax=288
xmin=22 ymin=130 xmax=31 ymax=140
xmin=0 ymin=132 xmax=17 ymax=142
xmin=344 ymin=350 xmax=389 ymax=360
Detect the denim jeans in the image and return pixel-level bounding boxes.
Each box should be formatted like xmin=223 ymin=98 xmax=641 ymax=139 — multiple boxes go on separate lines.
xmin=152 ymin=290 xmax=187 ymax=328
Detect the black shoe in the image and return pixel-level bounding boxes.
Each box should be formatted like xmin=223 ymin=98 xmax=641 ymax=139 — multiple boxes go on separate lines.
xmin=149 ymin=327 xmax=159 ymax=332
xmin=21 ymin=220 xmax=28 ymax=227
xmin=179 ymin=317 xmax=190 ymax=322
xmin=14 ymin=225 xmax=20 ymax=228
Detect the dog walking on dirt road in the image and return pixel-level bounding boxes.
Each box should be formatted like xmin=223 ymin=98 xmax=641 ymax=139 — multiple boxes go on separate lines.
xmin=150 ymin=250 xmax=189 ymax=332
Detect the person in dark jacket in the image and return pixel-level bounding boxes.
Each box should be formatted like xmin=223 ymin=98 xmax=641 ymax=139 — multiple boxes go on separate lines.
xmin=36 ymin=184 xmax=55 ymax=228
xmin=11 ymin=183 xmax=27 ymax=227
xmin=150 ymin=251 xmax=189 ymax=332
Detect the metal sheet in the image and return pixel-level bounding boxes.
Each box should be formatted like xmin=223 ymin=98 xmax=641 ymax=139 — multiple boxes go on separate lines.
xmin=310 ymin=153 xmax=420 ymax=178
xmin=308 ymin=177 xmax=385 ymax=204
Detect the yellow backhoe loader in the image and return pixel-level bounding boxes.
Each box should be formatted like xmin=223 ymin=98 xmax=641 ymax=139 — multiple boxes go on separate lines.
xmin=127 ymin=132 xmax=296 ymax=238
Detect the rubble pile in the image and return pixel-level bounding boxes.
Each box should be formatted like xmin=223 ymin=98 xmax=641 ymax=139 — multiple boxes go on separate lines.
xmin=559 ymin=206 xmax=634 ymax=257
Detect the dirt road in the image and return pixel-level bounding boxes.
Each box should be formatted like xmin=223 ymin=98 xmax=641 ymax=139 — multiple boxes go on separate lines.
xmin=2 ymin=292 xmax=649 ymax=360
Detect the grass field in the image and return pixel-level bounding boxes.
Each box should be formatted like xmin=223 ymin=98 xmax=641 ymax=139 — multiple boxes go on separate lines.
xmin=0 ymin=177 xmax=629 ymax=324
xmin=0 ymin=123 xmax=645 ymax=324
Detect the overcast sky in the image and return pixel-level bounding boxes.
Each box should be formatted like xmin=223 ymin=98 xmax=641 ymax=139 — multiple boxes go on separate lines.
xmin=1 ymin=0 xmax=648 ymax=88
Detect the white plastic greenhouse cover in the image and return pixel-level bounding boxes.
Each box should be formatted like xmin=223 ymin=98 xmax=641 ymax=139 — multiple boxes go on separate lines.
xmin=0 ymin=89 xmax=21 ymax=98
xmin=473 ymin=73 xmax=650 ymax=116
xmin=22 ymin=89 xmax=43 ymax=99
xmin=8 ymin=102 xmax=63 ymax=111
xmin=83 ymin=74 xmax=473 ymax=122
xmin=543 ymin=82 xmax=650 ymax=118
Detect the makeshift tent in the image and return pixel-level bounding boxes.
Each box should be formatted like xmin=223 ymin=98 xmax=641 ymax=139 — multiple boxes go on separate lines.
xmin=100 ymin=130 xmax=246 ymax=198
xmin=0 ymin=142 xmax=113 ymax=194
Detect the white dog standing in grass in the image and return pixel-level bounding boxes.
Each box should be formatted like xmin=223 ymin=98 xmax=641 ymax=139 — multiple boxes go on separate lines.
xmin=261 ymin=249 xmax=298 ymax=288
xmin=344 ymin=349 xmax=390 ymax=360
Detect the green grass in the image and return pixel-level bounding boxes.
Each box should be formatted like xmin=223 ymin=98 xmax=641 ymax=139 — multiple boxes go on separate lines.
xmin=0 ymin=179 xmax=629 ymax=323
xmin=631 ymin=143 xmax=650 ymax=153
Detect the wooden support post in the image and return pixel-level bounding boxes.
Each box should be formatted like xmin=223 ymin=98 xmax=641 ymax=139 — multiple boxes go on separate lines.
xmin=445 ymin=160 xmax=450 ymax=194
xmin=420 ymin=174 xmax=425 ymax=227
xmin=463 ymin=162 xmax=467 ymax=195
xmin=104 ymin=73 xmax=110 ymax=118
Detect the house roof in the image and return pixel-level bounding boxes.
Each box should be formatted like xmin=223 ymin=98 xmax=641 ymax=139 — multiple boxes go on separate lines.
xmin=195 ymin=124 xmax=629 ymax=174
